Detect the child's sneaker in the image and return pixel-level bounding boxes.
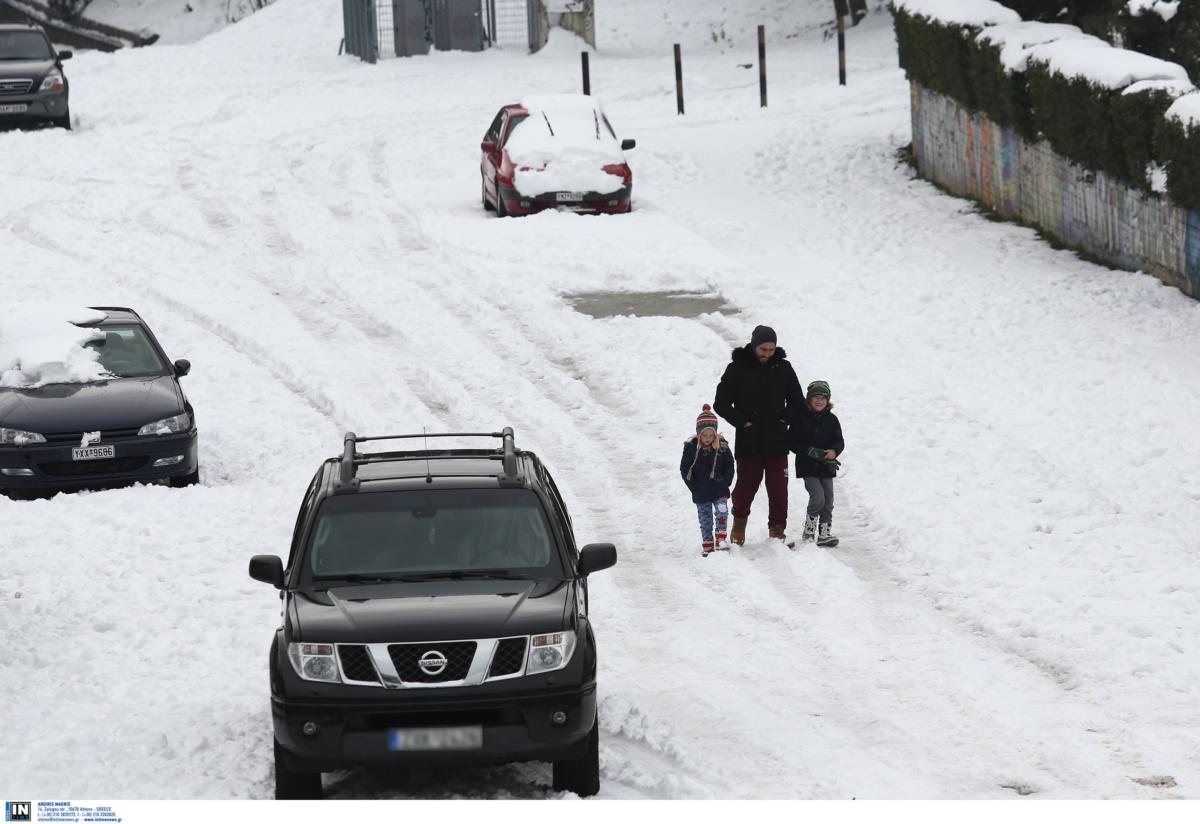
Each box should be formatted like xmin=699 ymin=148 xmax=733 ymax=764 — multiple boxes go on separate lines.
xmin=802 ymin=515 xmax=819 ymax=542
xmin=701 ymin=539 xmax=716 ymax=556
xmin=816 ymin=522 xmax=839 ymax=548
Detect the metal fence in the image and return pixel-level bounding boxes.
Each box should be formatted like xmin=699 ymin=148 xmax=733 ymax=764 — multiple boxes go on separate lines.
xmin=344 ymin=0 xmax=543 ymax=62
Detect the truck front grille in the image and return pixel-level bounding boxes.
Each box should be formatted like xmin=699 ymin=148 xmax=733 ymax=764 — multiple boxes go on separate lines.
xmin=389 ymin=641 xmax=477 ymax=683
xmin=488 ymin=637 xmax=527 ymax=677
xmin=338 ymin=645 xmax=379 ymax=683
xmin=0 ymin=79 xmax=33 ymax=96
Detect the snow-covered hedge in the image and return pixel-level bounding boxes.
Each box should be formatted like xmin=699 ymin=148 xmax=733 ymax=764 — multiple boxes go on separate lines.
xmin=1118 ymin=0 xmax=1200 ymax=86
xmin=1162 ymin=93 xmax=1200 ymax=210
xmin=891 ymin=2 xmax=1200 ymax=205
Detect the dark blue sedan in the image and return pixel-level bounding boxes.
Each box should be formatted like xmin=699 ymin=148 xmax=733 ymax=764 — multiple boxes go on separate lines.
xmin=0 ymin=306 xmax=199 ymax=496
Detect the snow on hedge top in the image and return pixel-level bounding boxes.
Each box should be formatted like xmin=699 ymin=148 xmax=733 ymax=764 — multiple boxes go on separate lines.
xmin=976 ymin=22 xmax=1097 ymax=72
xmin=893 ymin=0 xmax=1019 ymax=26
xmin=506 ymin=94 xmax=626 ymax=197
xmin=1167 ymin=92 xmax=1200 ymax=127
xmin=1126 ymin=0 xmax=1181 ymax=22
xmin=1024 ymin=36 xmax=1192 ymax=89
xmin=0 ymin=304 xmax=109 ymax=389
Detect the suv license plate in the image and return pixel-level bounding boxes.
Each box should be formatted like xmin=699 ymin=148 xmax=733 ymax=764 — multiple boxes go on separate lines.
xmin=72 ymin=445 xmax=115 ymax=461
xmin=388 ymin=726 xmax=482 ymax=751
xmin=0 ymin=104 xmax=29 ymax=114
xmin=555 ymin=192 xmax=584 ymax=202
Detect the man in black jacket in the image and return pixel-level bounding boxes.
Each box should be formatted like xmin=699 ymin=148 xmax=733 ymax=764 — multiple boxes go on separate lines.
xmin=713 ymin=325 xmax=805 ymax=545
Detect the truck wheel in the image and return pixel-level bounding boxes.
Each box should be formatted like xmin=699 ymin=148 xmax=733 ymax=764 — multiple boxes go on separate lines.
xmin=273 ymin=738 xmax=323 ymax=800
xmin=169 ymin=467 xmax=200 ymax=488
xmin=552 ymin=715 xmax=599 ymax=797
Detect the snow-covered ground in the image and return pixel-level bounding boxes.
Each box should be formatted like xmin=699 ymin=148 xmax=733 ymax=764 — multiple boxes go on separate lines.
xmin=3 ymin=0 xmax=1200 ymax=800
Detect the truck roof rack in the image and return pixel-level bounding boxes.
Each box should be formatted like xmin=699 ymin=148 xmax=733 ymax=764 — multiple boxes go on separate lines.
xmin=332 ymin=427 xmax=522 ymax=493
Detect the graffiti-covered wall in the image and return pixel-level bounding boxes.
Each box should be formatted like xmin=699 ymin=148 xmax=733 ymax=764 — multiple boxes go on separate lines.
xmin=910 ymin=82 xmax=1200 ymax=299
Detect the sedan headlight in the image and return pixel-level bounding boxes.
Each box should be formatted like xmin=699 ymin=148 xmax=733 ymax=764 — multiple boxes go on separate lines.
xmin=138 ymin=412 xmax=191 ymax=437
xmin=0 ymin=427 xmax=47 ymax=446
xmin=39 ymin=70 xmax=64 ymax=93
xmin=526 ymin=631 xmax=576 ymax=675
xmin=288 ymin=642 xmax=341 ymax=683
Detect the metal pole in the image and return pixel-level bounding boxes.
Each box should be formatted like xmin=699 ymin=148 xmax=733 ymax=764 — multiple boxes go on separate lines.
xmin=674 ymin=43 xmax=684 ymax=115
xmin=581 ymin=51 xmax=590 ymax=95
xmin=758 ymin=24 xmax=767 ymax=107
xmin=837 ymin=14 xmax=846 ymax=86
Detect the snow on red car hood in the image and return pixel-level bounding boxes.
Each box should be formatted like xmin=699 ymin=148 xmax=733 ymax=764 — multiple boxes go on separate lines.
xmin=507 ymin=94 xmax=627 ymax=196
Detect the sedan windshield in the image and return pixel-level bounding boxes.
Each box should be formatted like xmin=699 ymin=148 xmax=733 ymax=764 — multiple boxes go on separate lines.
xmin=0 ymin=32 xmax=53 ymax=61
xmin=307 ymin=489 xmax=561 ymax=581
xmin=82 ymin=325 xmax=168 ymax=378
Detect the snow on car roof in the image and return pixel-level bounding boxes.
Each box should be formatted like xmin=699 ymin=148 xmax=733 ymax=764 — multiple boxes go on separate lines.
xmin=0 ymin=304 xmax=109 ymax=389
xmin=508 ymin=94 xmax=624 ymax=165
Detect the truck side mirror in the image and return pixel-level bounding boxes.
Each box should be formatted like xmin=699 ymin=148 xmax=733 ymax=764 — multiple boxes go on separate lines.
xmin=578 ymin=543 xmax=617 ymax=576
xmin=249 ymin=555 xmax=285 ymax=588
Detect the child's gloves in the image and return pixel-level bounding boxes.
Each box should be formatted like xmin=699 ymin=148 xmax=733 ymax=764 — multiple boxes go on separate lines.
xmin=805 ymin=447 xmax=826 ymax=460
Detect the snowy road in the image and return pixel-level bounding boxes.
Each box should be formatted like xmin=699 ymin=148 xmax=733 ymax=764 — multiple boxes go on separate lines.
xmin=3 ymin=0 xmax=1199 ymax=800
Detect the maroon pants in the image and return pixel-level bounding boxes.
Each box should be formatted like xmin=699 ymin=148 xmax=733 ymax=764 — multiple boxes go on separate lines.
xmin=731 ymin=454 xmax=789 ymax=527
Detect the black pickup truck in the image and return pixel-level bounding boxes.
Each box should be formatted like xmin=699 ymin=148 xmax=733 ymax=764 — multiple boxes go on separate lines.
xmin=249 ymin=428 xmax=617 ymax=799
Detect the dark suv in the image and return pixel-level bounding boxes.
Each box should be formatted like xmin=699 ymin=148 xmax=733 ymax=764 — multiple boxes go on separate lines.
xmin=0 ymin=23 xmax=72 ymax=130
xmin=249 ymin=429 xmax=617 ymax=799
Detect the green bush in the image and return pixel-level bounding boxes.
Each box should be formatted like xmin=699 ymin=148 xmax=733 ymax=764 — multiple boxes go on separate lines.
xmin=891 ymin=6 xmax=981 ymax=110
xmin=1118 ymin=4 xmax=1200 ymax=85
xmin=1159 ymin=114 xmax=1200 ymax=211
xmin=1027 ymin=63 xmax=1176 ymax=190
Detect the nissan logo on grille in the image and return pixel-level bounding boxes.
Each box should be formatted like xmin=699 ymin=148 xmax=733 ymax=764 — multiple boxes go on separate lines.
xmin=418 ymin=650 xmax=448 ymax=676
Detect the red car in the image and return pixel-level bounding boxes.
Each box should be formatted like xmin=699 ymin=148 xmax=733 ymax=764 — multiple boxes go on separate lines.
xmin=481 ymin=94 xmax=635 ymax=216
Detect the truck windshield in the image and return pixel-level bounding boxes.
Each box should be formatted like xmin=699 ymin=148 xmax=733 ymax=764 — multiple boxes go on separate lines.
xmin=306 ymin=488 xmax=561 ymax=581
xmin=0 ymin=32 xmax=53 ymax=61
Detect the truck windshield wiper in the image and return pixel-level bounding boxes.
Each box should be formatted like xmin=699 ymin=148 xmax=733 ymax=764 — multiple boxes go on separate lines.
xmin=400 ymin=570 xmax=527 ymax=581
xmin=312 ymin=573 xmax=413 ymax=584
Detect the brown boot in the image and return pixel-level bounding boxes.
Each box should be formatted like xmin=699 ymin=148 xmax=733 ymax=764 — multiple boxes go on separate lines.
xmin=730 ymin=517 xmax=748 ymax=546
xmin=769 ymin=524 xmax=796 ymax=549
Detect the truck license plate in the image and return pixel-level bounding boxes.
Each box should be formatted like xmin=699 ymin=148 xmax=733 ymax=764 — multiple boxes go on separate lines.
xmin=388 ymin=726 xmax=482 ymax=751
xmin=72 ymin=445 xmax=115 ymax=461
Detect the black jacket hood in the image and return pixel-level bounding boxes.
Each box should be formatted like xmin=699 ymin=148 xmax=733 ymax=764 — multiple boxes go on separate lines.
xmin=730 ymin=344 xmax=789 ymax=366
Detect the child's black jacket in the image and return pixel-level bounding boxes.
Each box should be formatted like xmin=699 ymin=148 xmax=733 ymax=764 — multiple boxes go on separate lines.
xmin=790 ymin=408 xmax=844 ymax=478
xmin=679 ymin=436 xmax=735 ymax=503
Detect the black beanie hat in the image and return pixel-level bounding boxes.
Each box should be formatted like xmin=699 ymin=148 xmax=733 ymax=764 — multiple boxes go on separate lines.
xmin=750 ymin=325 xmax=777 ymax=348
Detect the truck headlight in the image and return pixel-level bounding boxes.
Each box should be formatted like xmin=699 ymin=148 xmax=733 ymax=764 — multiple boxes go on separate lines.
xmin=0 ymin=427 xmax=47 ymax=446
xmin=526 ymin=631 xmax=576 ymax=675
xmin=138 ymin=412 xmax=191 ymax=436
xmin=39 ymin=70 xmax=64 ymax=92
xmin=288 ymin=642 xmax=341 ymax=683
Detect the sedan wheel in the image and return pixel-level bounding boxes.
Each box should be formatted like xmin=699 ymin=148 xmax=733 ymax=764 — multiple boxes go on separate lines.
xmin=495 ymin=181 xmax=509 ymax=218
xmin=482 ymin=177 xmax=494 ymax=211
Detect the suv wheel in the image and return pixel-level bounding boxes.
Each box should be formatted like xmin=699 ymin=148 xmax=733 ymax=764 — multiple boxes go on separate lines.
xmin=169 ymin=467 xmax=200 ymax=488
xmin=552 ymin=714 xmax=599 ymax=797
xmin=273 ymin=738 xmax=323 ymax=800
xmin=53 ymin=108 xmax=71 ymax=131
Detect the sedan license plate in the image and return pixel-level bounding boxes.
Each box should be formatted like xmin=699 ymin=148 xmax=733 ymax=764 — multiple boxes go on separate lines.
xmin=555 ymin=192 xmax=585 ymax=202
xmin=0 ymin=104 xmax=29 ymax=115
xmin=72 ymin=445 xmax=115 ymax=461
xmin=388 ymin=726 xmax=482 ymax=751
